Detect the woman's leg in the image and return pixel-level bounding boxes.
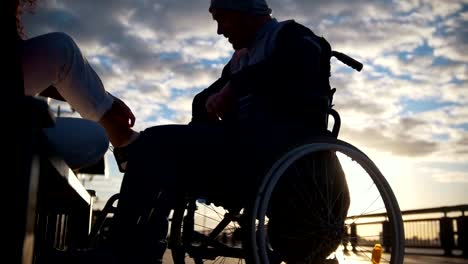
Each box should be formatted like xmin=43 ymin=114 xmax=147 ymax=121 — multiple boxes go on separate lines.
xmin=22 ymin=32 xmax=138 ymax=147
xmin=22 ymin=32 xmax=113 ymax=121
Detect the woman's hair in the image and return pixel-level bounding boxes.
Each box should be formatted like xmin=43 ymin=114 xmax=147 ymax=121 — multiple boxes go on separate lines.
xmin=14 ymin=0 xmax=37 ymax=39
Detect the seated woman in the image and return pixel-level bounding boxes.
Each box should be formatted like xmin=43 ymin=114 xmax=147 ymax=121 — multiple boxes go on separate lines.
xmin=16 ymin=0 xmax=138 ymax=170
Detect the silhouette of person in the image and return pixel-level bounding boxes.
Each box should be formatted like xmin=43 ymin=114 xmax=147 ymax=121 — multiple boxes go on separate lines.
xmin=98 ymin=0 xmax=347 ymax=263
xmin=15 ymin=0 xmax=139 ymax=169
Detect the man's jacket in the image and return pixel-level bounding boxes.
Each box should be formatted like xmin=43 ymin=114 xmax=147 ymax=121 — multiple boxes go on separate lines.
xmin=191 ymin=19 xmax=332 ymax=134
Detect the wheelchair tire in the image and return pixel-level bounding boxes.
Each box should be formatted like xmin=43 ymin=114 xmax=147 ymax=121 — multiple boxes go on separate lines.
xmin=169 ymin=137 xmax=404 ymax=264
xmin=248 ymin=137 xmax=404 ymax=264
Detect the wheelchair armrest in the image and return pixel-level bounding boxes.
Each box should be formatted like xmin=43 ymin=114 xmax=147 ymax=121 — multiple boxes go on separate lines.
xmin=327 ymin=108 xmax=341 ymax=138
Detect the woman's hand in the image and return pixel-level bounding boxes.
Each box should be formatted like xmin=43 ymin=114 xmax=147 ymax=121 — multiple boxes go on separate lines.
xmin=109 ymin=94 xmax=136 ymax=127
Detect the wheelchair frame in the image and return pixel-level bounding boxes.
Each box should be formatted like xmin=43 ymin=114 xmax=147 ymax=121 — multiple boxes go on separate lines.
xmin=166 ymin=107 xmax=404 ymax=264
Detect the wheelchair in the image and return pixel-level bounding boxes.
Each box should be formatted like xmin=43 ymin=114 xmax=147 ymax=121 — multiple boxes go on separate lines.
xmin=163 ymin=112 xmax=404 ymax=264
xmin=90 ymin=52 xmax=405 ymax=264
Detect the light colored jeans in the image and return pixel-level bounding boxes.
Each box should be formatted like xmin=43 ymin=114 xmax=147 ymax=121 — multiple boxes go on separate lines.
xmin=22 ymin=32 xmax=111 ymax=169
xmin=43 ymin=117 xmax=109 ymax=170
xmin=22 ymin=32 xmax=113 ymax=121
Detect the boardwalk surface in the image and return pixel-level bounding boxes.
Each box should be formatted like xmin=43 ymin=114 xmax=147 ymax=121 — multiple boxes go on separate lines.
xmin=163 ymin=250 xmax=467 ymax=264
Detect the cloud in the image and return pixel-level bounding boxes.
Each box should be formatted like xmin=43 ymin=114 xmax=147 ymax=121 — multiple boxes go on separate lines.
xmin=454 ymin=133 xmax=468 ymax=155
xmin=430 ymin=10 xmax=468 ymax=62
xmin=429 ymin=169 xmax=468 ymax=183
xmin=341 ymin=124 xmax=439 ymax=157
xmin=22 ymin=1 xmax=468 ymax=208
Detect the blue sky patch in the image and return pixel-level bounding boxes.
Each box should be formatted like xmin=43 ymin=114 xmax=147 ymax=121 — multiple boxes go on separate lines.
xmin=407 ymin=42 xmax=433 ymax=58
xmin=432 ymin=133 xmax=450 ymax=141
xmin=400 ymin=97 xmax=458 ymax=115
xmin=144 ymin=115 xmax=158 ymax=123
xmin=47 ymin=10 xmax=81 ymax=29
xmin=368 ymin=61 xmax=416 ymax=82
xmin=95 ymin=55 xmax=113 ymax=70
xmin=433 ymin=56 xmax=455 ymax=66
xmin=369 ymin=63 xmax=392 ymax=76
xmin=449 ymin=77 xmax=465 ymax=85
xmin=454 ymin=123 xmax=468 ymax=131
xmin=200 ymin=57 xmax=230 ymax=67
xmin=158 ymin=52 xmax=181 ymax=62
xmin=157 ymin=104 xmax=176 ymax=120
xmin=170 ymin=87 xmax=203 ymax=99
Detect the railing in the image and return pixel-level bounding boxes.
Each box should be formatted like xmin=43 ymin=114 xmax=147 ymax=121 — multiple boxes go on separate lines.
xmin=347 ymin=204 xmax=468 ymax=258
xmin=19 ymin=97 xmax=96 ymax=264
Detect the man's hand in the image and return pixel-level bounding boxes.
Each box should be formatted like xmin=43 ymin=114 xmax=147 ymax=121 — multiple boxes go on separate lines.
xmin=205 ymin=81 xmax=236 ymax=120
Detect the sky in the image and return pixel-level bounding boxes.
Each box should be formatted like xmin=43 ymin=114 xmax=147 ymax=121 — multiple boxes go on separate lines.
xmin=23 ymin=0 xmax=468 ymax=211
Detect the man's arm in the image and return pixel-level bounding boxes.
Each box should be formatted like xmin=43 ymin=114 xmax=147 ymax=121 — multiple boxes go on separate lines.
xmin=190 ymin=65 xmax=231 ymax=124
xmin=229 ymin=22 xmax=327 ymax=104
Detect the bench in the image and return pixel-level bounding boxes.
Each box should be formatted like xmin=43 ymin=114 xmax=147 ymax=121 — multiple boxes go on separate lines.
xmin=22 ymin=97 xmax=95 ymax=264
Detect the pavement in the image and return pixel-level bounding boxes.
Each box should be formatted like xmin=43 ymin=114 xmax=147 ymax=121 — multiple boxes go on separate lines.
xmin=162 ymin=250 xmax=468 ymax=264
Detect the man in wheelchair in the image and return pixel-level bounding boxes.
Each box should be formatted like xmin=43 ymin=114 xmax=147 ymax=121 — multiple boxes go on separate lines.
xmin=78 ymin=0 xmax=350 ymax=263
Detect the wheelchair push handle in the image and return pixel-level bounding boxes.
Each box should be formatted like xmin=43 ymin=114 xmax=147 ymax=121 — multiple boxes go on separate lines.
xmin=332 ymin=50 xmax=363 ymax=72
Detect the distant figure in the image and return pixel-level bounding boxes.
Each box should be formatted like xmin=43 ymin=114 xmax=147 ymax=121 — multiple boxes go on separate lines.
xmin=15 ymin=0 xmax=139 ymax=169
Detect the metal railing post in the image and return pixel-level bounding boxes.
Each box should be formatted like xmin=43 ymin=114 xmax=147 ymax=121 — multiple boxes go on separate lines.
xmin=440 ymin=217 xmax=454 ymax=256
xmin=382 ymin=220 xmax=392 ymax=252
xmin=350 ymin=222 xmax=357 ymax=252
xmin=457 ymin=216 xmax=468 ymax=258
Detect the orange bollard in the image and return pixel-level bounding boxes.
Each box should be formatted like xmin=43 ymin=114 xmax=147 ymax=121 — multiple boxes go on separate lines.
xmin=371 ymin=243 xmax=382 ymax=264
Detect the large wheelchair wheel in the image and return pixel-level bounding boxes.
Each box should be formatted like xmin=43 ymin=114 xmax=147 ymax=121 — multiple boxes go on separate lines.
xmin=169 ymin=137 xmax=404 ymax=264
xmin=250 ymin=137 xmax=404 ymax=264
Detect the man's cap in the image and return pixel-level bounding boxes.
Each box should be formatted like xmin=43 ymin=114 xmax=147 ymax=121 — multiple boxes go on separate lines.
xmin=209 ymin=0 xmax=272 ymax=16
